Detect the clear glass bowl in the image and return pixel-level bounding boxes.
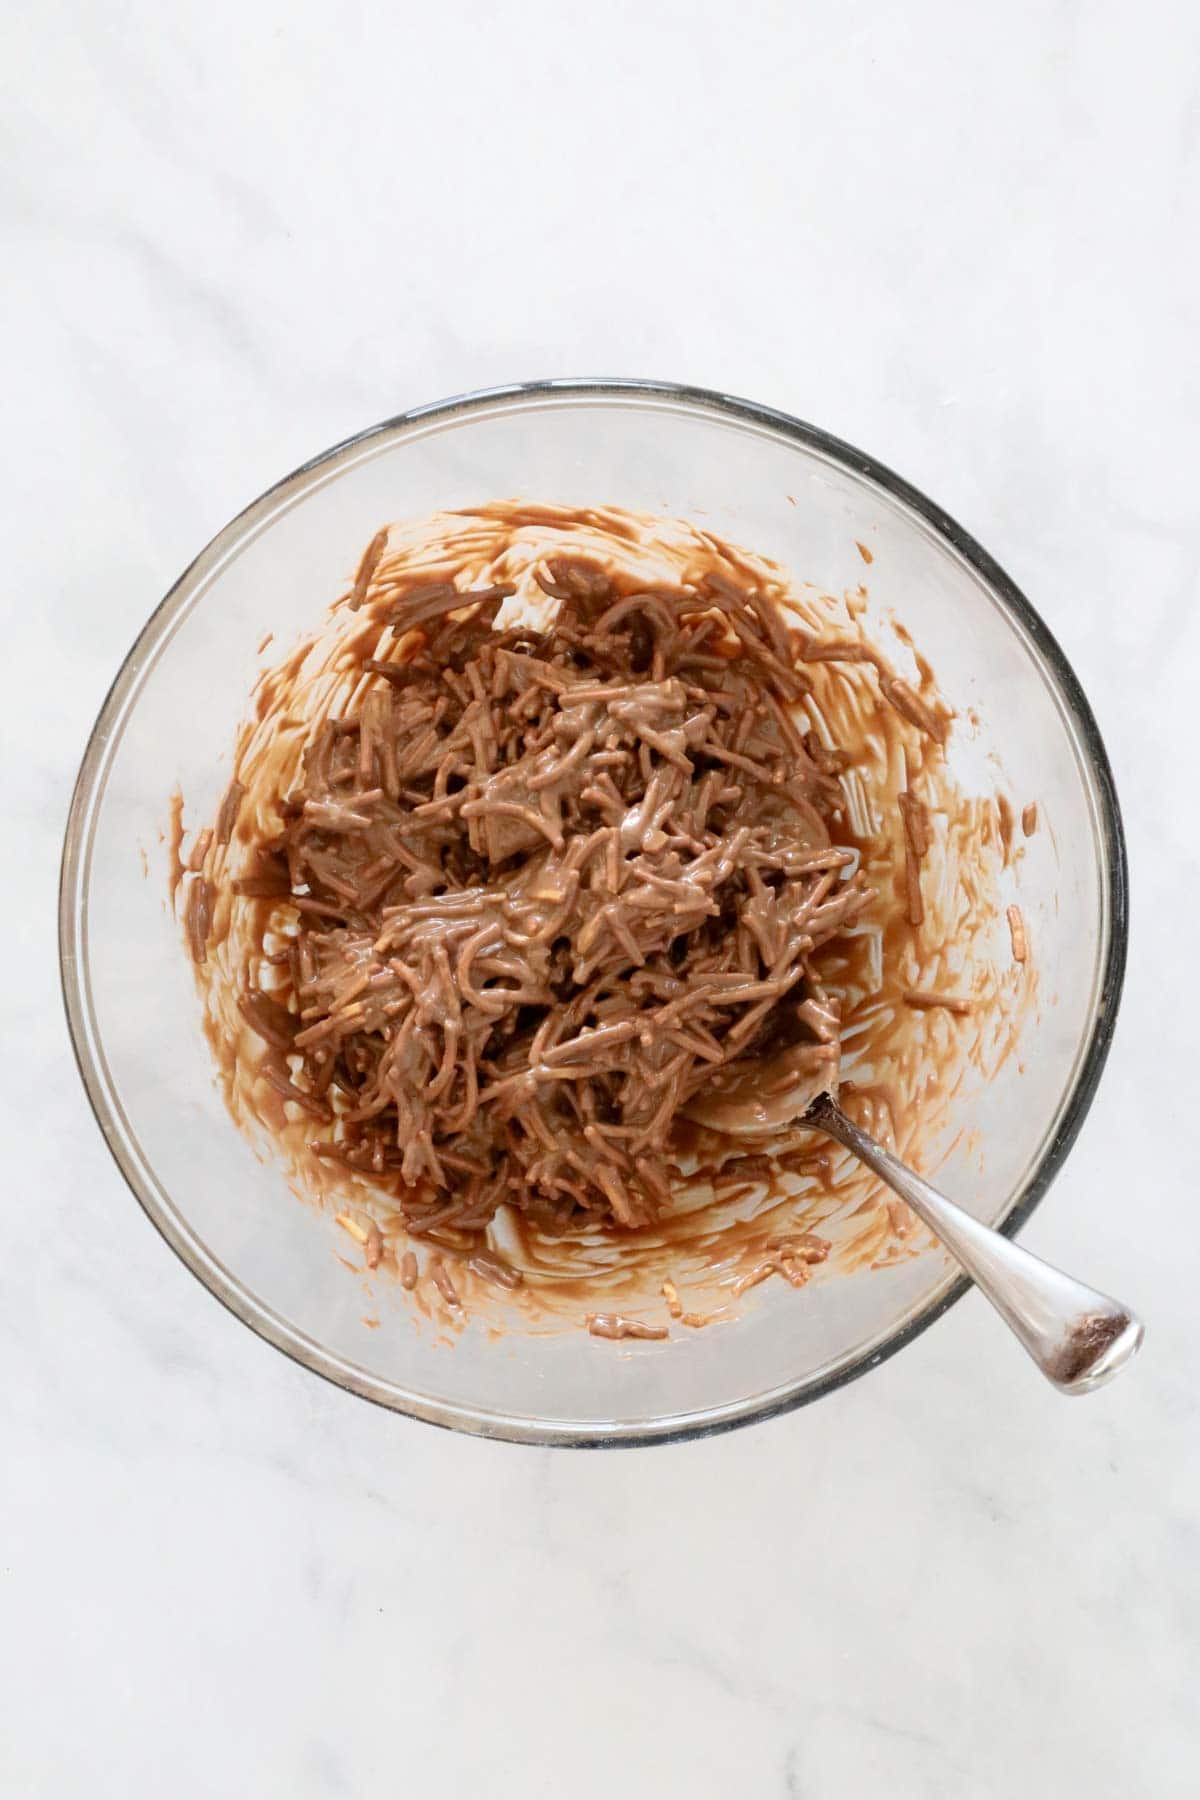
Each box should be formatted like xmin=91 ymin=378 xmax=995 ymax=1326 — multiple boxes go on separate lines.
xmin=60 ymin=380 xmax=1128 ymax=1445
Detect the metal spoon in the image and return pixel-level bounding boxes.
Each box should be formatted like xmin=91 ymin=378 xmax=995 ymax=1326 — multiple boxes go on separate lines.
xmin=804 ymin=1091 xmax=1143 ymax=1394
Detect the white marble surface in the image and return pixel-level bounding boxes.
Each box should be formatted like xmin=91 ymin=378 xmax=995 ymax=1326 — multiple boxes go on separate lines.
xmin=5 ymin=1 xmax=1198 ymax=1793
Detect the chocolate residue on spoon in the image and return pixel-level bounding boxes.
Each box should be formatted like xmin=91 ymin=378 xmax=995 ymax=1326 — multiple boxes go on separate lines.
xmin=1051 ymin=1311 xmax=1129 ymax=1387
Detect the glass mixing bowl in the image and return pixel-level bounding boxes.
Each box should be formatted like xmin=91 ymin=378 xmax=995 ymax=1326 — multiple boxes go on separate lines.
xmin=60 ymin=380 xmax=1128 ymax=1445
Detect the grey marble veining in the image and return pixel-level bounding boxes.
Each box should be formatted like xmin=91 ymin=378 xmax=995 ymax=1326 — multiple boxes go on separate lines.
xmin=4 ymin=1 xmax=1198 ymax=1794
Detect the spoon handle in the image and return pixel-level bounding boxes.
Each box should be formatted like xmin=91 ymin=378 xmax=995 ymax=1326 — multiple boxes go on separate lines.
xmin=806 ymin=1093 xmax=1143 ymax=1394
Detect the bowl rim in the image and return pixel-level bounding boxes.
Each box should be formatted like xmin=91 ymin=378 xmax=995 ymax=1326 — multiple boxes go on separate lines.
xmin=59 ymin=377 xmax=1130 ymax=1447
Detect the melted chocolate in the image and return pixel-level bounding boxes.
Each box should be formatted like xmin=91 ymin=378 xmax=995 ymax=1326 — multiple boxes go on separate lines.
xmin=175 ymin=504 xmax=1036 ymax=1335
